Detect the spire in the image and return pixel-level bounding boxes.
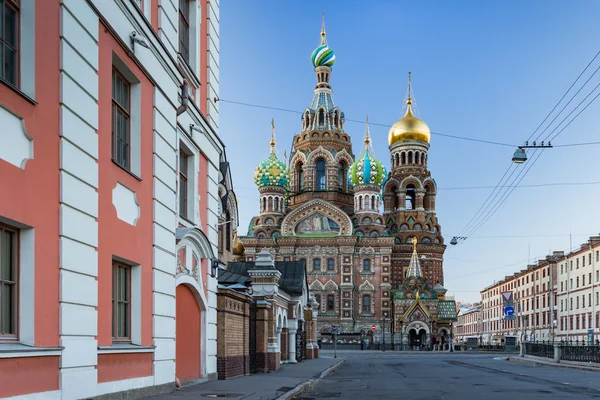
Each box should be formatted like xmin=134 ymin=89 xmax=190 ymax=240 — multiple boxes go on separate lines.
xmin=320 ymin=13 xmax=327 ymax=45
xmin=406 ymin=237 xmax=423 ymax=279
xmin=406 ymin=71 xmax=413 ymax=106
xmin=284 ymin=150 xmax=288 ymax=166
xmin=364 ymin=115 xmax=371 ymax=149
xmin=270 ymin=117 xmax=276 ymax=154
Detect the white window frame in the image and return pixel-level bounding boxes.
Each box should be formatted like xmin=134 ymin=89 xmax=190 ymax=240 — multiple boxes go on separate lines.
xmin=178 ymin=136 xmax=198 ymax=225
xmin=112 ymin=255 xmax=142 ymax=345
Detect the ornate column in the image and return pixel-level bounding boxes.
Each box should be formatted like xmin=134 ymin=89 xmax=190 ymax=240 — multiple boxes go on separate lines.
xmin=288 ymin=320 xmax=298 ymax=363
xmin=397 ymin=191 xmax=406 ymax=211
xmin=416 ymin=189 xmax=425 ymax=211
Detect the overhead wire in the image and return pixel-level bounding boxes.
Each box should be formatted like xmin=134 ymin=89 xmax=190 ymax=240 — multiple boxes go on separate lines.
xmin=454 ymin=48 xmax=600 ymax=240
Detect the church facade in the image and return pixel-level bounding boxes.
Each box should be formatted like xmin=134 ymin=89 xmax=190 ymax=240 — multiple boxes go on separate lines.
xmin=233 ymin=23 xmax=456 ymax=348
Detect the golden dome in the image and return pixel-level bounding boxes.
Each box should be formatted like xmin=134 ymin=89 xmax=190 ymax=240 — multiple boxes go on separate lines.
xmin=388 ymin=99 xmax=431 ymax=145
xmin=232 ymin=230 xmax=245 ymax=256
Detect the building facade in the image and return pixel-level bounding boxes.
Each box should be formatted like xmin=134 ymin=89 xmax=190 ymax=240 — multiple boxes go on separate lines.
xmin=234 ymin=23 xmax=455 ymax=347
xmin=454 ymin=304 xmax=482 ymax=344
xmin=556 ymin=237 xmax=600 ymax=342
xmin=0 ymin=0 xmax=231 ymax=398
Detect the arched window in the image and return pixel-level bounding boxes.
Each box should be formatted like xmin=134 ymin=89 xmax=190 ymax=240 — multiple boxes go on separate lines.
xmin=316 ymin=159 xmax=326 ymax=190
xmin=363 ymin=259 xmax=371 ymax=271
xmin=338 ymin=161 xmax=347 ymax=191
xmin=359 ymin=196 xmax=363 ymax=210
xmin=401 ymin=152 xmax=406 ymax=165
xmin=274 ymin=197 xmax=279 ymax=211
xmin=424 ymin=184 xmax=434 ymax=210
xmin=406 ymin=184 xmax=416 ymax=210
xmin=313 ymin=259 xmax=321 ymax=271
xmin=225 ymin=211 xmax=231 ymax=251
xmin=327 ymin=258 xmax=335 ymax=270
xmin=371 ymin=196 xmax=375 ymax=210
xmin=334 ymin=111 xmax=339 ymax=127
xmin=362 ymin=295 xmax=371 ymax=313
xmin=408 ymin=151 xmax=413 ymax=164
xmin=318 ymin=109 xmax=325 ymax=126
xmin=262 ymin=197 xmax=266 ymax=212
xmin=296 ymin=162 xmax=304 ymax=192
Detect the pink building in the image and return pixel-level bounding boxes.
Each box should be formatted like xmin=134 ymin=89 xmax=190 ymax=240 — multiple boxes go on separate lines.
xmin=0 ymin=1 xmax=232 ymax=398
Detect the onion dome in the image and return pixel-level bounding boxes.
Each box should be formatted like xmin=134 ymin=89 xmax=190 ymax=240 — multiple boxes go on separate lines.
xmin=311 ymin=16 xmax=336 ymax=68
xmin=254 ymin=119 xmax=289 ymax=188
xmin=348 ymin=117 xmax=387 ymax=186
xmin=388 ymin=73 xmax=431 ymax=145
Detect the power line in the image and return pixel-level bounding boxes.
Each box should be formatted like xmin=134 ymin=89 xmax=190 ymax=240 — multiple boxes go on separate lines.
xmin=455 ymin=48 xmax=600 ymax=240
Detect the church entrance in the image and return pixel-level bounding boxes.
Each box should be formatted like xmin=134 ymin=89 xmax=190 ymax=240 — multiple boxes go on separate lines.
xmin=408 ymin=329 xmax=427 ymax=349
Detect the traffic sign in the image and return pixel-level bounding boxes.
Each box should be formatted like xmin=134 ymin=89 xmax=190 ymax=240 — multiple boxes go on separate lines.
xmin=504 ymin=306 xmax=515 ymax=316
xmin=371 ymin=324 xmax=376 ymax=331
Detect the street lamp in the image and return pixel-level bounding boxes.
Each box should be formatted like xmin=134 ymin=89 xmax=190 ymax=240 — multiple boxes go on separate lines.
xmin=332 ymin=325 xmax=339 ymax=359
xmin=552 ymin=319 xmax=557 ymax=343
xmin=382 ymin=315 xmax=386 ymax=352
xmin=449 ymin=322 xmax=454 ymax=353
xmin=511 ymin=141 xmax=553 ymax=164
xmin=427 ymin=316 xmax=432 ymax=351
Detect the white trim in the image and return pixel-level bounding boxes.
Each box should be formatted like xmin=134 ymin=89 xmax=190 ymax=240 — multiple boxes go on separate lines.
xmin=97 ymin=347 xmax=154 ymax=354
xmin=0 ymin=351 xmax=61 ymax=359
xmin=96 ymin=376 xmax=154 ymax=396
xmin=3 ymin=390 xmax=62 ymax=400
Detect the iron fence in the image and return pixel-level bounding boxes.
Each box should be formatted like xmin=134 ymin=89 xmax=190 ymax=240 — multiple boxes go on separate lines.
xmin=560 ymin=340 xmax=600 ymax=363
xmin=525 ymin=341 xmax=554 ymax=359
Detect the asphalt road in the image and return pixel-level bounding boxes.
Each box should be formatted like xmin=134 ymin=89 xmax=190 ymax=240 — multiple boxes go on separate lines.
xmin=296 ymin=351 xmax=600 ymax=399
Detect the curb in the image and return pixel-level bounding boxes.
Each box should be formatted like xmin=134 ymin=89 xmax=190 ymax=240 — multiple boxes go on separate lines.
xmin=508 ymin=356 xmax=600 ymax=373
xmin=276 ymin=359 xmax=345 ymax=400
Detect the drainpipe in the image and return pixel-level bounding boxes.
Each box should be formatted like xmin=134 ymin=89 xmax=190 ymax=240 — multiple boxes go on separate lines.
xmin=176 ymin=79 xmax=190 ymax=116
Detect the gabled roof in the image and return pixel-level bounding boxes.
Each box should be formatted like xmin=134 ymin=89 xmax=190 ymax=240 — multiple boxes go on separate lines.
xmin=218 ymin=269 xmax=251 ymax=286
xmin=438 ymin=300 xmax=458 ymax=321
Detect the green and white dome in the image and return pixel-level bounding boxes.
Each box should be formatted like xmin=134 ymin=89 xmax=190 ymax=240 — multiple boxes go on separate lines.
xmin=254 ymin=153 xmax=289 ymax=188
xmin=348 ymin=125 xmax=387 ymax=187
xmin=311 ymin=44 xmax=335 ymax=68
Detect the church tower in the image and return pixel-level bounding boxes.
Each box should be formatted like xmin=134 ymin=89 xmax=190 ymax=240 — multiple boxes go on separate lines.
xmin=252 ymin=119 xmax=289 ymax=238
xmin=384 ymin=73 xmax=445 ymax=288
xmin=287 ymin=17 xmax=355 ymax=214
xmin=348 ymin=117 xmax=387 ymax=237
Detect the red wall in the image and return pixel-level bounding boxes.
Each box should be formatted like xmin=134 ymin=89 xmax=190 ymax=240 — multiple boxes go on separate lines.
xmin=175 ymin=285 xmax=201 ymax=381
xmin=0 ymin=357 xmax=59 ymax=397
xmin=96 ymin=26 xmax=154 ymax=349
xmin=0 ymin=0 xmax=60 ymax=348
xmin=97 ymin=353 xmax=153 ymax=383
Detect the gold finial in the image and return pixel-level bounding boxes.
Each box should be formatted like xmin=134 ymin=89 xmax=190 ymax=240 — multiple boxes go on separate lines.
xmin=320 ymin=13 xmax=327 ymax=45
xmin=364 ymin=115 xmax=371 ymax=148
xmin=412 ymin=236 xmax=418 ymax=251
xmin=270 ymin=117 xmax=276 ymax=154
xmin=406 ymin=71 xmax=413 ymax=105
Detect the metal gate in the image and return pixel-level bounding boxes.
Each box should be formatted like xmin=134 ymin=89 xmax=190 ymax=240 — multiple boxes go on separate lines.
xmin=249 ymin=301 xmax=257 ymax=373
xmin=296 ymin=320 xmax=305 ymax=362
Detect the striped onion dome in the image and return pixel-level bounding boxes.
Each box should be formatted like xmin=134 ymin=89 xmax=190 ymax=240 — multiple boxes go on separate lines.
xmin=348 ymin=120 xmax=386 ymax=187
xmin=311 ymin=44 xmax=336 ymax=68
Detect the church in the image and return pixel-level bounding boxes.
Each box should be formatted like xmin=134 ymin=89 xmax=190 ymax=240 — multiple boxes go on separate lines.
xmin=232 ymin=22 xmax=457 ymax=349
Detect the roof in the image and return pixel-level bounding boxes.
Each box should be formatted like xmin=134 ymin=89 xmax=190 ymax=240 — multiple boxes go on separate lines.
xmin=217 ymin=269 xmax=251 ymax=286
xmin=227 ymin=261 xmax=306 ymax=296
xmin=437 ymin=300 xmax=458 ymax=321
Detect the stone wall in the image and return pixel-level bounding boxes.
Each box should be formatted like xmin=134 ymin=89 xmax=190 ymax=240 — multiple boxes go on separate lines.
xmin=217 ymin=289 xmax=250 ymax=380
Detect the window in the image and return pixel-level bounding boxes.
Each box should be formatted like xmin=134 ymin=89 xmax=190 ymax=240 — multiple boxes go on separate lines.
xmin=178 ymin=0 xmax=190 ymax=64
xmin=362 ymin=295 xmax=371 ymax=313
xmin=179 ymin=150 xmax=188 ymax=218
xmin=112 ymin=69 xmax=131 ymax=170
xmin=561 ymin=282 xmax=563 ymax=292
xmin=577 ymin=259 xmax=579 ymax=269
xmin=296 ymin=162 xmax=304 ymax=192
xmin=597 ymin=292 xmax=599 ymax=306
xmin=338 ymin=162 xmax=347 ymax=191
xmin=316 ymin=160 xmax=326 ymax=190
xmin=583 ymin=295 xmax=585 ymax=308
xmin=576 ymin=296 xmax=579 ymax=309
xmin=327 ymin=294 xmax=335 ymax=311
xmin=577 ymin=277 xmax=579 ymax=288
xmin=0 ymin=225 xmax=17 ymax=339
xmin=570 ymin=298 xmax=573 ymax=310
xmin=589 ymin=253 xmax=592 ymax=265
xmin=112 ymin=262 xmax=131 ymax=341
xmin=363 ymin=259 xmax=371 ymax=272
xmin=583 ymin=275 xmax=585 ymax=286
xmin=597 ymin=270 xmax=599 ymax=282
xmin=313 ymin=259 xmax=321 ymax=271
xmin=406 ymin=184 xmax=415 ymax=210
xmin=327 ymin=258 xmax=335 ymax=271
xmin=0 ymin=0 xmax=18 ymax=86
xmin=589 ymin=293 xmax=592 ymax=307
xmin=589 ymin=273 xmax=592 ymax=284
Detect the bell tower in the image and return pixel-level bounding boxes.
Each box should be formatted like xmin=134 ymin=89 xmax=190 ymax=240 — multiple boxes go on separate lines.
xmin=384 ymin=73 xmax=445 ymax=288
xmin=287 ymin=17 xmax=355 ymax=214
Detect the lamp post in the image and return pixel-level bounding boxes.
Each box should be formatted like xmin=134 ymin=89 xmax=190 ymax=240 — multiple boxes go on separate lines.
xmin=382 ymin=316 xmax=386 ymax=352
xmin=427 ymin=316 xmax=432 ymax=351
xmin=450 ymin=322 xmax=454 ymax=352
xmin=552 ymin=319 xmax=557 ymax=343
xmin=511 ymin=141 xmax=553 ymax=164
xmin=332 ymin=325 xmax=339 ymax=359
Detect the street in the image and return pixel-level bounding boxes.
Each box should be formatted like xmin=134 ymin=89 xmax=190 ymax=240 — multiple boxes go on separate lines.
xmin=296 ymin=351 xmax=600 ymax=399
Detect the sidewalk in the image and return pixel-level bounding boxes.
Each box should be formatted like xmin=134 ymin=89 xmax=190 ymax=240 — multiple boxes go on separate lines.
xmin=148 ymin=356 xmax=343 ymax=400
xmin=509 ymin=355 xmax=600 ymax=372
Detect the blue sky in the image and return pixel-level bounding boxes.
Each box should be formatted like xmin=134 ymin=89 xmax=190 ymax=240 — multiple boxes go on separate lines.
xmin=219 ymin=1 xmax=600 ymax=303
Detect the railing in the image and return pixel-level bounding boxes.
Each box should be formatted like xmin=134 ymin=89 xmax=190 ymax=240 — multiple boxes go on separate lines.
xmin=560 ymin=340 xmax=600 ymax=363
xmin=525 ymin=341 xmax=554 ymax=359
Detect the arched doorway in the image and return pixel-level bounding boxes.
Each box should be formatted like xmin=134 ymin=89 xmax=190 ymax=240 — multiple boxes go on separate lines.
xmin=176 ymin=284 xmax=202 ymax=380
xmin=409 ymin=329 xmax=420 ymax=347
